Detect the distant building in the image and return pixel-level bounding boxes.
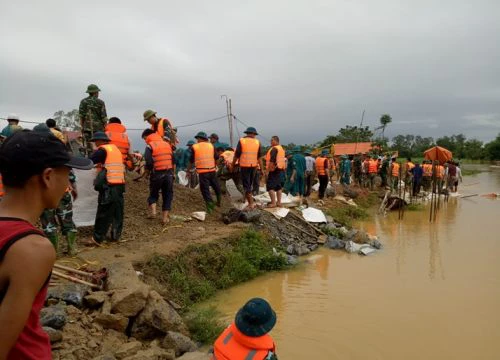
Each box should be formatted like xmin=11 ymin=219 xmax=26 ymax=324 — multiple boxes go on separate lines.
xmin=331 ymin=142 xmax=374 ymax=156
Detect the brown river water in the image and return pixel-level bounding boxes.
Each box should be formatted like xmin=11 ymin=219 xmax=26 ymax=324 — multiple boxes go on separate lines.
xmin=206 ymin=167 xmax=500 ymax=359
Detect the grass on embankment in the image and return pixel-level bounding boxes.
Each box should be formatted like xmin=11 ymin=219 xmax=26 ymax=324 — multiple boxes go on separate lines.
xmin=326 ymin=191 xmax=377 ymax=227
xmin=141 ymin=230 xmax=289 ymax=343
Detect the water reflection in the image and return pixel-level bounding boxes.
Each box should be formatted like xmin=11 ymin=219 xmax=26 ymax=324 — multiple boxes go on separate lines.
xmin=211 ymin=170 xmax=500 ymax=359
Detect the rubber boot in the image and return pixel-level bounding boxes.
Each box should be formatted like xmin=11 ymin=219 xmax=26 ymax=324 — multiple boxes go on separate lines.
xmin=66 ymin=231 xmax=77 ymax=256
xmin=47 ymin=233 xmax=59 ymax=252
xmin=216 ymin=195 xmax=222 ymax=207
xmin=206 ymin=201 xmax=215 ymax=214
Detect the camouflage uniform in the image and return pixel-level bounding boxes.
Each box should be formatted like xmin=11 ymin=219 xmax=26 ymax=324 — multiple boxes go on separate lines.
xmin=40 ymin=171 xmax=77 ymax=255
xmin=79 ymin=95 xmax=107 ymax=155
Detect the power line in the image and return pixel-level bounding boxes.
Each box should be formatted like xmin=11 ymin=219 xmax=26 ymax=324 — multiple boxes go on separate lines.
xmin=1 ymin=114 xmax=228 ymax=131
xmin=233 ymin=115 xmax=270 ymax=142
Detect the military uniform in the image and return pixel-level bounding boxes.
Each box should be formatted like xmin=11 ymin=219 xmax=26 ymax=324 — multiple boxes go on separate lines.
xmin=40 ymin=170 xmax=77 ymax=255
xmin=79 ymin=85 xmax=107 ymax=155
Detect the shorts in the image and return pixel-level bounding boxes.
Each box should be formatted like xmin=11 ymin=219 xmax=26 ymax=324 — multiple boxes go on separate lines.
xmin=240 ymin=167 xmax=257 ymax=193
xmin=266 ymin=169 xmax=284 ymax=191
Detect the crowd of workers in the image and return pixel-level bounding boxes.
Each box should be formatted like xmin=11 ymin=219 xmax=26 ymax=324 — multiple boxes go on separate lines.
xmin=0 ymin=83 xmax=466 ymax=359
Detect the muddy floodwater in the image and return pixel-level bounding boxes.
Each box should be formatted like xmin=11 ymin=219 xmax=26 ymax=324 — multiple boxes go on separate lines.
xmin=207 ymin=168 xmax=500 ymax=359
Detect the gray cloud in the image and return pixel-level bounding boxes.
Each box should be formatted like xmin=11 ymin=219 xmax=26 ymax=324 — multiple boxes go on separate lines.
xmin=1 ymin=0 xmax=499 ymax=149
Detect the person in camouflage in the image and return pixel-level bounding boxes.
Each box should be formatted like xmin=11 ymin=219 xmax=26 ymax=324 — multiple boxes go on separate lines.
xmin=40 ymin=170 xmax=78 ymax=256
xmin=79 ymin=84 xmax=107 ymax=156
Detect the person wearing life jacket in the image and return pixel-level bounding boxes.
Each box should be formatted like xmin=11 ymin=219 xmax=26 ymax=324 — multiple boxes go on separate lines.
xmin=141 ymin=129 xmax=175 ymax=225
xmin=265 ymin=136 xmax=286 ymax=208
xmin=232 ymin=127 xmax=264 ymax=210
xmin=422 ymin=160 xmax=433 ymax=191
xmin=189 ymin=132 xmax=222 ymax=214
xmin=0 ymin=130 xmax=92 ymax=360
xmin=390 ymin=157 xmax=401 ymax=191
xmin=105 ymin=117 xmax=135 ymax=170
xmin=405 ymin=158 xmax=415 ymax=184
xmin=143 ymin=109 xmax=177 ymax=145
xmin=367 ymin=155 xmax=379 ymax=190
xmin=316 ymin=149 xmax=331 ymax=200
xmin=216 ymin=143 xmax=245 ymax=197
xmin=213 ymin=298 xmax=278 ymax=360
xmin=90 ymin=132 xmax=126 ymax=243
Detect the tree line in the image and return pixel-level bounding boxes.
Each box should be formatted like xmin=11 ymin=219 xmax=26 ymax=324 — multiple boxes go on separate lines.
xmin=314 ymin=113 xmax=499 ymax=160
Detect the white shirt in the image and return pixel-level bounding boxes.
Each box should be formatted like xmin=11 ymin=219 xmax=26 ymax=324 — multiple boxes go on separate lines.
xmin=305 ymin=156 xmax=315 ymax=172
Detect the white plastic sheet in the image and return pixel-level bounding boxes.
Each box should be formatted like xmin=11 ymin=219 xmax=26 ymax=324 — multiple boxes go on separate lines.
xmin=264 ymin=207 xmax=290 ymax=219
xmin=301 ymin=207 xmax=327 ymax=223
xmin=191 ymin=211 xmax=206 ymax=221
xmin=73 ymin=168 xmax=98 ymax=227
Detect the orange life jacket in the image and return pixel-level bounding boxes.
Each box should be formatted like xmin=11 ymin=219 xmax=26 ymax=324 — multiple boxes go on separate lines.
xmin=423 ymin=164 xmax=433 ymax=177
xmin=146 ymin=133 xmax=173 ymax=171
xmin=316 ymin=157 xmax=328 ymax=176
xmin=97 ymin=144 xmax=126 ymax=185
xmin=213 ymin=323 xmax=275 ymax=360
xmin=368 ymin=159 xmax=378 ymax=174
xmin=436 ymin=165 xmax=445 ymax=179
xmin=406 ymin=162 xmax=415 ymax=172
xmin=239 ymin=137 xmax=260 ymax=168
xmin=0 ymin=174 xmax=4 ymax=197
xmin=105 ymin=123 xmax=131 ymax=162
xmin=391 ymin=162 xmax=400 ymax=177
xmin=192 ymin=142 xmax=216 ymax=174
xmin=265 ymin=145 xmax=286 ymax=170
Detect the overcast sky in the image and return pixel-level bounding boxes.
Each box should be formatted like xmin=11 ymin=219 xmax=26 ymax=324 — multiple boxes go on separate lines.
xmin=1 ymin=0 xmax=499 ymax=148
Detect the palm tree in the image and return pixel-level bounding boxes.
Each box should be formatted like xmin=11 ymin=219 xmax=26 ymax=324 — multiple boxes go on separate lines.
xmin=378 ymin=114 xmax=392 ymax=140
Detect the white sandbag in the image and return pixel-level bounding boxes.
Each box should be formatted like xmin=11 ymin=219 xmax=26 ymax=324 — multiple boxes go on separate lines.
xmin=177 ymin=170 xmax=188 ymax=186
xmin=191 ymin=211 xmax=206 ymax=221
xmin=301 ymin=207 xmax=327 ymax=223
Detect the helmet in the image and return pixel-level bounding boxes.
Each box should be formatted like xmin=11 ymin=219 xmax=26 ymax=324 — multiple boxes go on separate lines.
xmin=86 ymin=84 xmax=101 ymax=93
xmin=90 ymin=131 xmax=110 ymax=142
xmin=235 ymin=298 xmax=277 ymax=337
xmin=194 ymin=131 xmax=208 ymax=140
xmin=292 ymin=145 xmax=302 ymax=153
xmin=143 ymin=109 xmax=157 ymax=121
xmin=33 ymin=123 xmax=50 ymax=133
xmin=7 ymin=113 xmax=19 ymax=121
xmin=186 ymin=140 xmax=195 ymax=146
xmin=321 ymin=149 xmax=329 ymax=156
xmin=244 ymin=127 xmax=258 ymax=135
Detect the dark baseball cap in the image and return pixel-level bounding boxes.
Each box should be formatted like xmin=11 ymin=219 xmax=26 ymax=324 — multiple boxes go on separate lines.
xmin=0 ymin=131 xmax=93 ymax=183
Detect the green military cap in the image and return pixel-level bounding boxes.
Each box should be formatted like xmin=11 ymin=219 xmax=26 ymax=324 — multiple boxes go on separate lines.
xmin=194 ymin=131 xmax=208 ymax=140
xmin=86 ymin=84 xmax=101 ymax=93
xmin=186 ymin=140 xmax=195 ymax=146
xmin=292 ymin=145 xmax=302 ymax=153
xmin=90 ymin=131 xmax=110 ymax=142
xmin=244 ymin=127 xmax=258 ymax=135
xmin=143 ymin=109 xmax=157 ymax=121
xmin=33 ymin=123 xmax=51 ymax=133
xmin=321 ymin=149 xmax=329 ymax=156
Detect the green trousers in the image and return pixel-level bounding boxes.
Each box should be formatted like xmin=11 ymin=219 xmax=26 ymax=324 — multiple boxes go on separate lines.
xmin=94 ymin=184 xmax=125 ymax=242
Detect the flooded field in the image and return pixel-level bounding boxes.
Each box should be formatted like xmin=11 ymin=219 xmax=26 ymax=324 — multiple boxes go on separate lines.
xmin=208 ymin=167 xmax=500 ymax=359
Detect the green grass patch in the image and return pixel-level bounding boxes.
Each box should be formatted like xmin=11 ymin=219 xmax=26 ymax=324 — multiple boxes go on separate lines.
xmin=406 ymin=203 xmax=424 ymax=211
xmin=184 ymin=306 xmax=226 ymax=344
xmin=141 ymin=230 xmax=288 ymax=307
xmin=326 ymin=206 xmax=369 ymax=227
xmin=355 ymin=192 xmax=380 ymax=208
xmin=461 ymin=168 xmax=482 ymax=176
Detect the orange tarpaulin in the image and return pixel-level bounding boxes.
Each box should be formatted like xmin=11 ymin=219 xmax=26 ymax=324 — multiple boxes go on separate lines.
xmin=424 ymin=146 xmax=453 ymax=164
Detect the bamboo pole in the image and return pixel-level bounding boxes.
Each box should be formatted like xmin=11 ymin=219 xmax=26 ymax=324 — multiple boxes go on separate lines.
xmin=52 ymin=270 xmax=102 ymax=290
xmin=281 ymin=218 xmax=318 ymax=239
xmin=54 ymin=263 xmax=94 ymax=278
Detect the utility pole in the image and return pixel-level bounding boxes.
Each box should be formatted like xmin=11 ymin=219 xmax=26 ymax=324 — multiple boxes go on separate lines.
xmin=221 ymin=95 xmax=234 ymax=147
xmin=228 ymin=98 xmax=234 ymax=147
